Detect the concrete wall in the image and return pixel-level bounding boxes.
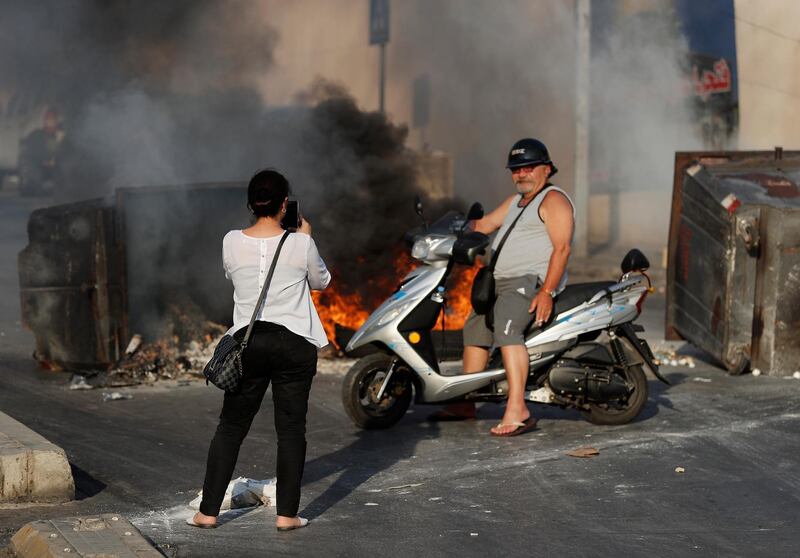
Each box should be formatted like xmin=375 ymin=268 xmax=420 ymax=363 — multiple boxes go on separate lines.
xmin=735 ymin=0 xmax=800 ymax=149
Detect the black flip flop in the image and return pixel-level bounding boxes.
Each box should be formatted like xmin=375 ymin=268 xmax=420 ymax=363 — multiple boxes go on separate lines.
xmin=490 ymin=417 xmax=537 ymax=437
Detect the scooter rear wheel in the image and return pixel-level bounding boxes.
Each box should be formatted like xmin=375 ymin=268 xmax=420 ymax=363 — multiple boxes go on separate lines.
xmin=342 ymin=354 xmax=413 ymax=429
xmin=582 ymin=365 xmax=648 ymax=425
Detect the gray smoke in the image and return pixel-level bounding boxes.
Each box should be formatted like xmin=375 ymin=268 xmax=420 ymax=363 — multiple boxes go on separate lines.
xmin=588 ymin=4 xmax=703 ymax=246
xmin=388 ymin=1 xmax=703 ymax=247
xmin=2 ymin=1 xmax=457 ymax=318
xmin=1 ymin=0 xmax=279 ymax=197
xmin=389 ymin=0 xmax=578 ymax=207
xmin=4 ymin=1 xmax=708 ymax=343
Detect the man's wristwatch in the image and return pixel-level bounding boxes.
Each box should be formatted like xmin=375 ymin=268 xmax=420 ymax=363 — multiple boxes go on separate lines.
xmin=542 ymin=287 xmax=557 ymax=299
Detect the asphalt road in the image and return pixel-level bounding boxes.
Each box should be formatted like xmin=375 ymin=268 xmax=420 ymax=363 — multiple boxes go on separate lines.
xmin=1 ymin=192 xmax=799 ymax=557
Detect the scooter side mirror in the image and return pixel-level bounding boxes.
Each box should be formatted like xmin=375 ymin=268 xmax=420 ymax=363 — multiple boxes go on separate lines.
xmin=466 ymin=202 xmax=484 ymax=221
xmin=414 ymin=195 xmax=424 ymax=217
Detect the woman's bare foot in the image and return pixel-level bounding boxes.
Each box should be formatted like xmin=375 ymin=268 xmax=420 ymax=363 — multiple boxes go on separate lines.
xmin=191 ymin=511 xmax=217 ymax=528
xmin=276 ymin=515 xmax=308 ymax=530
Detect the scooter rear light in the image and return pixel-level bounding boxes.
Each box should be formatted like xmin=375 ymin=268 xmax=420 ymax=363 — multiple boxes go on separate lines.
xmin=634 ymin=271 xmax=653 ymax=315
xmin=635 ymin=292 xmax=647 ymax=315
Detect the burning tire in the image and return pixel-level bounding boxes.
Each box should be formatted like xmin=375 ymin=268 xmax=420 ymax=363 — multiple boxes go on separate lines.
xmin=581 ymin=365 xmax=648 ymax=425
xmin=341 ymin=354 xmax=413 ymax=429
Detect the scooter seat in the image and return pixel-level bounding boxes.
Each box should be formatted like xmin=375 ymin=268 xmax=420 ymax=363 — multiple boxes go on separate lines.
xmin=553 ymin=281 xmax=616 ymax=316
xmin=525 ymin=281 xmax=616 ymax=334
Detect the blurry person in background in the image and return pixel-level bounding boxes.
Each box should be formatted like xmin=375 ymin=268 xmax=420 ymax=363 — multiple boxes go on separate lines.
xmin=17 ymin=108 xmax=64 ymax=197
xmin=189 ymin=169 xmax=331 ymax=531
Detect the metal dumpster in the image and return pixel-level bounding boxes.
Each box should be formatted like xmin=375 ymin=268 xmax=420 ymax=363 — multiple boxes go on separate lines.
xmin=666 ymin=149 xmax=800 ymax=375
xmin=18 ymin=200 xmax=124 ymax=369
xmin=18 ymin=183 xmax=247 ymax=370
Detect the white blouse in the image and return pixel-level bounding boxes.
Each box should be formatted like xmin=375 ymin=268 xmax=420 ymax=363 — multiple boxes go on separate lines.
xmin=222 ymin=230 xmax=331 ymax=348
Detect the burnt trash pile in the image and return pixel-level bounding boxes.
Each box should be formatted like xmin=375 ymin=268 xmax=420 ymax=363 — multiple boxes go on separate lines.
xmin=69 ymin=297 xmax=227 ymax=389
xmin=108 ymin=299 xmax=227 ymax=385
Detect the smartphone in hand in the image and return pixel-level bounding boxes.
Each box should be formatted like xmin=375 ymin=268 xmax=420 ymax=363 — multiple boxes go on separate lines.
xmin=282 ymin=200 xmax=300 ymax=230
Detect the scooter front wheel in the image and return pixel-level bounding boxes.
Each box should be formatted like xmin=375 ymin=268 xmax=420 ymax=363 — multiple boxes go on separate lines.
xmin=342 ymin=354 xmax=413 ymax=429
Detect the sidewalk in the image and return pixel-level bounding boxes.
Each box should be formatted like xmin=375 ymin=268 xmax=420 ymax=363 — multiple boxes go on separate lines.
xmin=0 ymin=411 xmax=73 ymax=503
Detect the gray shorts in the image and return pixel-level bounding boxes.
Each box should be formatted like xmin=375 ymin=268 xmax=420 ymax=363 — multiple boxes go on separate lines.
xmin=462 ymin=274 xmax=539 ymax=347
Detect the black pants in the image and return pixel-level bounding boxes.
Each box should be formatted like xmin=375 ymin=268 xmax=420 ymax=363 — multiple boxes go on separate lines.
xmin=199 ymin=322 xmax=317 ymax=518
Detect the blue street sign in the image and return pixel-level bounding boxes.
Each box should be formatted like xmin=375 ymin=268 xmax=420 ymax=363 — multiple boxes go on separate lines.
xmin=369 ymin=0 xmax=390 ymax=45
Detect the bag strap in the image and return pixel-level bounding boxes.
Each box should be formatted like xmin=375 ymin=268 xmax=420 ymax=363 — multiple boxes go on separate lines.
xmin=240 ymin=231 xmax=290 ymax=349
xmin=489 ymin=185 xmax=553 ymax=271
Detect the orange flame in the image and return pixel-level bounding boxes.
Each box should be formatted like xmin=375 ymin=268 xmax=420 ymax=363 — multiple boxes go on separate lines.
xmin=312 ymin=250 xmax=481 ymax=347
xmin=437 ymin=264 xmax=481 ymax=330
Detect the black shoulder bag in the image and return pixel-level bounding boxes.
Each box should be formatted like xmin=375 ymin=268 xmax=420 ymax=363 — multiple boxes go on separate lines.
xmin=203 ymin=231 xmax=290 ymax=392
xmin=470 ymin=199 xmax=532 ymax=316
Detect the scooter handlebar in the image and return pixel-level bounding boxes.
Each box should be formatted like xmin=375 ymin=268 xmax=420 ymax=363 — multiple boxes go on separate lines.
xmin=452 ymin=232 xmax=490 ymax=265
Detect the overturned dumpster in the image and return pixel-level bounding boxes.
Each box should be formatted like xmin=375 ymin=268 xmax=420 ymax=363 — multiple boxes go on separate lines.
xmin=666 ymin=149 xmax=800 ymax=376
xmin=18 ymin=183 xmax=247 ymax=370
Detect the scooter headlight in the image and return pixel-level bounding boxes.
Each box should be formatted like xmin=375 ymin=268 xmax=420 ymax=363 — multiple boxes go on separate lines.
xmin=411 ymin=239 xmax=430 ymax=260
xmin=377 ymin=302 xmax=412 ymax=326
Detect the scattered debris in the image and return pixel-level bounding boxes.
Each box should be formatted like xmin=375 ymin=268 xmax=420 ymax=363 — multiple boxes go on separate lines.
xmin=365 ymin=503 xmax=379 ymax=506
xmin=99 ymin=299 xmax=229 ymax=388
xmin=692 ymin=377 xmax=712 ymax=383
xmin=428 ymin=497 xmax=443 ymax=501
xmin=652 ymin=347 xmax=696 ymax=368
xmin=566 ymin=446 xmax=599 ymax=458
xmin=189 ymin=477 xmax=276 ymax=511
xmin=752 ymin=368 xmax=762 ymax=377
xmin=470 ymin=533 xmax=479 ymax=537
xmin=125 ymin=334 xmax=143 ymax=355
xmin=794 ymin=371 xmax=800 ymax=380
xmin=102 ymin=392 xmax=133 ymax=402
xmin=69 ymin=374 xmax=93 ymax=390
xmin=675 ymin=466 xmax=685 ymax=474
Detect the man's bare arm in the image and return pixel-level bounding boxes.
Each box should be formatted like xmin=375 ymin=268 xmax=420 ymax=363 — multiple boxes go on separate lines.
xmin=472 ymin=195 xmax=515 ymax=234
xmin=539 ymin=191 xmax=573 ymax=293
xmin=529 ymin=191 xmax=574 ymax=323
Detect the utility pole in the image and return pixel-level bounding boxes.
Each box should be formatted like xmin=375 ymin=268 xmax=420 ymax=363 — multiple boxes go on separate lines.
xmin=379 ymin=42 xmax=386 ymax=113
xmin=369 ymin=0 xmax=390 ymax=113
xmin=573 ymin=0 xmax=591 ymax=258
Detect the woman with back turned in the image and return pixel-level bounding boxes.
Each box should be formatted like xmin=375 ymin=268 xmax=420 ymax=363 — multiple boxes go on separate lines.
xmin=189 ymin=169 xmax=331 ymax=531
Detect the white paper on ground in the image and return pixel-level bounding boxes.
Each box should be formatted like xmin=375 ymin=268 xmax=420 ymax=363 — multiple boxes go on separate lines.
xmin=189 ymin=477 xmax=277 ymax=510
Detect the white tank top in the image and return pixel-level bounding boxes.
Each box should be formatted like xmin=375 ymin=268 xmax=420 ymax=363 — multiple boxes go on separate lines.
xmin=491 ymin=185 xmax=575 ymax=289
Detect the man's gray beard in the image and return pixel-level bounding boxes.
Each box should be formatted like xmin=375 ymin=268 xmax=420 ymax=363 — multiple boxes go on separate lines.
xmin=515 ymin=181 xmax=535 ymax=195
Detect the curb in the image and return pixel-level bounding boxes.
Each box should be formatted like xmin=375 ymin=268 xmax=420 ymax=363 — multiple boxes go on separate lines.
xmin=0 ymin=412 xmax=74 ymax=503
xmin=11 ymin=514 xmax=161 ymax=557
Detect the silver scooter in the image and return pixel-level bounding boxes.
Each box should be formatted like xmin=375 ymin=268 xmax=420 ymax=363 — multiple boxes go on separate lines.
xmin=341 ymin=199 xmax=669 ymax=429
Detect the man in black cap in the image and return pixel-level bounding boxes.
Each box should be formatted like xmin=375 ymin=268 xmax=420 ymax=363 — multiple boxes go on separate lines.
xmin=430 ymin=138 xmax=575 ymax=436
